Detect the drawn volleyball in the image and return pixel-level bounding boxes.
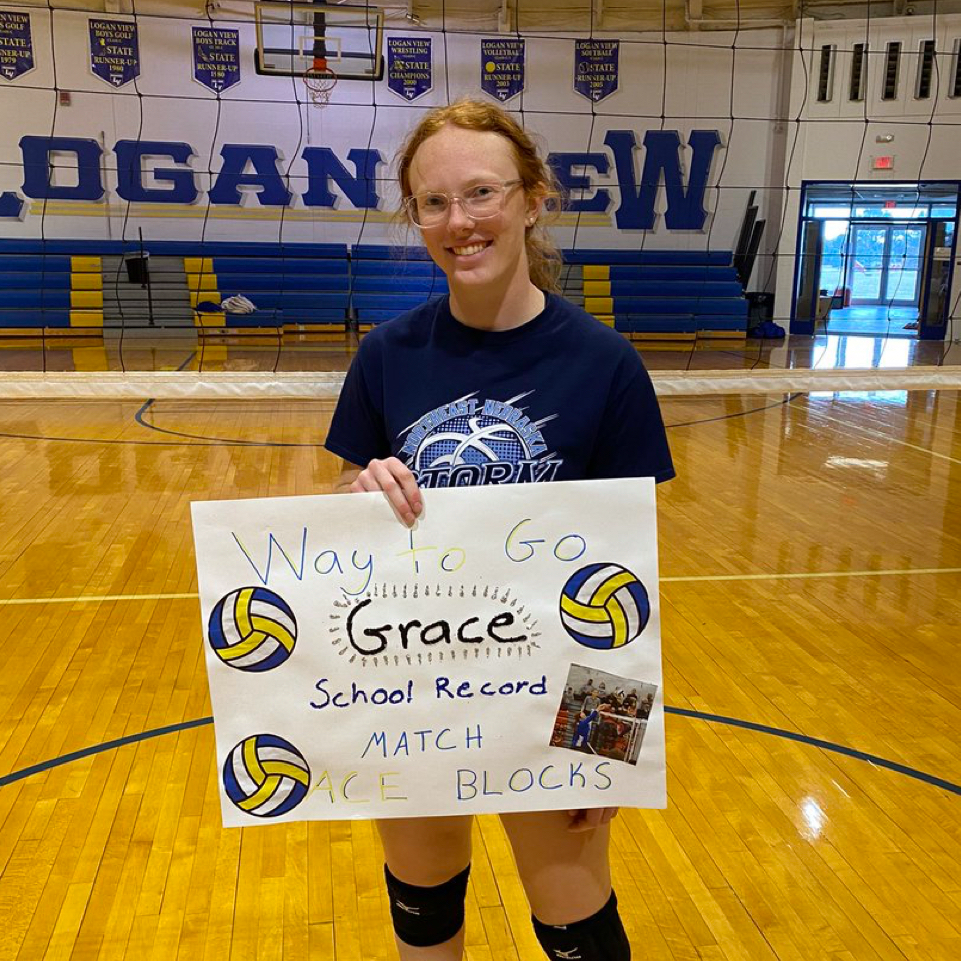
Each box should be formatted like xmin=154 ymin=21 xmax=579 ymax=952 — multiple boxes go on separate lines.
xmin=223 ymin=734 xmax=311 ymax=818
xmin=559 ymin=563 xmax=651 ymax=650
xmin=207 ymin=586 xmax=297 ymax=672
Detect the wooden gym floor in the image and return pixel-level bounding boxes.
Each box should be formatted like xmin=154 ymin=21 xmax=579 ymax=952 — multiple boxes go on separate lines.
xmin=0 ymin=345 xmax=959 ymax=959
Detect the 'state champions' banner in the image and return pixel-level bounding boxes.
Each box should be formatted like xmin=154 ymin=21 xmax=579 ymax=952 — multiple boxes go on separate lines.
xmin=89 ymin=18 xmax=139 ymax=88
xmin=192 ymin=480 xmax=666 ymax=825
xmin=0 ymin=11 xmax=33 ymax=82
xmin=574 ymin=39 xmax=619 ymax=102
xmin=387 ymin=36 xmax=432 ymax=101
xmin=192 ymin=26 xmax=240 ymax=93
xmin=481 ymin=38 xmax=524 ymax=102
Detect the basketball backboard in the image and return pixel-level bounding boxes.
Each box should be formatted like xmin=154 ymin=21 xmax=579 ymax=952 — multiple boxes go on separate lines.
xmin=254 ymin=1 xmax=384 ymax=80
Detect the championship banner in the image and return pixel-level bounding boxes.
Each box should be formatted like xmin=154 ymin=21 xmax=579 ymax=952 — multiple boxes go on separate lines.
xmin=574 ymin=39 xmax=619 ymax=102
xmin=192 ymin=26 xmax=240 ymax=93
xmin=89 ymin=18 xmax=139 ymax=88
xmin=387 ymin=36 xmax=432 ymax=101
xmin=481 ymin=38 xmax=524 ymax=102
xmin=0 ymin=11 xmax=33 ymax=82
xmin=192 ymin=479 xmax=666 ymax=826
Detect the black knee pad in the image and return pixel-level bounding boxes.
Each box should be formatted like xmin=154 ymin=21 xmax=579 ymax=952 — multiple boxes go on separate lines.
xmin=384 ymin=863 xmax=471 ymax=948
xmin=532 ymin=890 xmax=631 ymax=961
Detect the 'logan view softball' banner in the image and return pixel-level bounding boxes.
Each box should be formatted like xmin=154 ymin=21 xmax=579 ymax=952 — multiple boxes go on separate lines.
xmin=191 ymin=479 xmax=665 ymax=826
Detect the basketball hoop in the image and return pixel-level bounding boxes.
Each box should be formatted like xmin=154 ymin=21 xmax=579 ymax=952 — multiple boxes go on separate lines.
xmin=304 ymin=63 xmax=337 ymax=107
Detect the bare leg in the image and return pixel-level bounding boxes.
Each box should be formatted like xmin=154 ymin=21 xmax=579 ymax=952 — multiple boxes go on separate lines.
xmin=500 ymin=810 xmax=613 ymax=925
xmin=376 ymin=815 xmax=474 ymax=961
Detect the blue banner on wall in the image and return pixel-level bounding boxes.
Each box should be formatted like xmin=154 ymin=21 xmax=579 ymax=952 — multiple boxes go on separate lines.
xmin=387 ymin=36 xmax=432 ymax=101
xmin=89 ymin=18 xmax=140 ymax=88
xmin=574 ymin=39 xmax=619 ymax=102
xmin=192 ymin=26 xmax=240 ymax=93
xmin=0 ymin=11 xmax=34 ymax=81
xmin=480 ymin=38 xmax=524 ymax=102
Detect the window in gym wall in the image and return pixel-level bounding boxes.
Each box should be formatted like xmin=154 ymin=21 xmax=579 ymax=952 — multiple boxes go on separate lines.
xmin=850 ymin=43 xmax=867 ymax=101
xmin=915 ymin=40 xmax=935 ymax=99
xmin=882 ymin=42 xmax=901 ymax=100
xmin=817 ymin=45 xmax=836 ymax=102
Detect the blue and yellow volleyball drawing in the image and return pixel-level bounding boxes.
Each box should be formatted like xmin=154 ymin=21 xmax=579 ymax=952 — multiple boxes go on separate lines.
xmin=207 ymin=586 xmax=297 ymax=672
xmin=559 ymin=563 xmax=650 ymax=650
xmin=223 ymin=734 xmax=311 ymax=818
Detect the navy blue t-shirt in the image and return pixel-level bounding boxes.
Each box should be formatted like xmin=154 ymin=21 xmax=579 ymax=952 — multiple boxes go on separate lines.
xmin=325 ymin=293 xmax=674 ymax=487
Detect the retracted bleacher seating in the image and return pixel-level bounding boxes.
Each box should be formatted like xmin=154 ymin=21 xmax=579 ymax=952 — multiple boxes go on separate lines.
xmin=0 ymin=241 xmax=104 ymax=331
xmin=0 ymin=240 xmax=352 ymax=332
xmin=349 ymin=246 xmax=449 ymax=328
xmin=183 ymin=242 xmax=349 ymax=329
xmin=564 ymin=249 xmax=748 ymax=336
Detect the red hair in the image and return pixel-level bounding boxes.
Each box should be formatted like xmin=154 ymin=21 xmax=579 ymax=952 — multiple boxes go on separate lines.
xmin=396 ymin=99 xmax=563 ymax=292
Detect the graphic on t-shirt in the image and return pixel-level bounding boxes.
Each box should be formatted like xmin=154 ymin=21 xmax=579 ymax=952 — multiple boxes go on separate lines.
xmin=397 ymin=391 xmax=562 ymax=488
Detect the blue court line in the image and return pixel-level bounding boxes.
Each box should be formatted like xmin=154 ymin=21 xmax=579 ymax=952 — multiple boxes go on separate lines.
xmin=0 ymin=383 xmax=796 ymax=449
xmin=0 ymin=717 xmax=213 ymax=789
xmin=1 ymin=708 xmax=958 ymax=797
xmin=133 ymin=400 xmax=322 ymax=448
xmin=666 ymin=707 xmax=961 ymax=796
xmin=665 ymin=392 xmax=803 ymax=429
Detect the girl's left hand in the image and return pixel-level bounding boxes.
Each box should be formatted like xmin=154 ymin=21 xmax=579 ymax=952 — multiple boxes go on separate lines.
xmin=567 ymin=807 xmax=619 ymax=833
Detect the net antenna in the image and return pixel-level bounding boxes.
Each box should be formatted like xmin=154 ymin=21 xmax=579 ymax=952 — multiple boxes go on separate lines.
xmin=303 ymin=3 xmax=337 ymax=107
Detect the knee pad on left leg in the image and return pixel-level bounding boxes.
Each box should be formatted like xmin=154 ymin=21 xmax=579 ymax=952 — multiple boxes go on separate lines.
xmin=532 ymin=890 xmax=630 ymax=961
xmin=384 ymin=863 xmax=470 ymax=948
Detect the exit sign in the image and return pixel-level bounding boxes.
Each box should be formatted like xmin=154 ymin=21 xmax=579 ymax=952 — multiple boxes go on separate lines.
xmin=873 ymin=155 xmax=895 ymax=170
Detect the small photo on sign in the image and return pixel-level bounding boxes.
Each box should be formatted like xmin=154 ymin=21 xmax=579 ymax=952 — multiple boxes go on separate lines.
xmin=550 ymin=663 xmax=657 ymax=766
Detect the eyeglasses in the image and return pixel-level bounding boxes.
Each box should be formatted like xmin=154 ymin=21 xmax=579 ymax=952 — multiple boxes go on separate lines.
xmin=404 ymin=180 xmax=523 ymax=227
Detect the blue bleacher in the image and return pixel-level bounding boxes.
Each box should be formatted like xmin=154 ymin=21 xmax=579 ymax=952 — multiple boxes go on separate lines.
xmin=563 ymin=248 xmax=734 ymax=266
xmin=0 ymin=239 xmax=748 ymax=335
xmin=576 ymin=248 xmax=748 ymax=335
xmin=348 ymin=246 xmax=447 ymax=325
xmin=0 ymin=248 xmax=74 ymax=328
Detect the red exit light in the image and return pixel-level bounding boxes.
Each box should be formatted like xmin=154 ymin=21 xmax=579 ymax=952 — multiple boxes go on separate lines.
xmin=873 ymin=155 xmax=895 ymax=170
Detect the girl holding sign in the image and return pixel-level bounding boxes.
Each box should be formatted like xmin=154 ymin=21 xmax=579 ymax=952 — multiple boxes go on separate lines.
xmin=326 ymin=100 xmax=673 ymax=961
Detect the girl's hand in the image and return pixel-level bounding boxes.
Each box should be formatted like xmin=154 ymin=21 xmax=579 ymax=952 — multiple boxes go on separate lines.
xmin=350 ymin=457 xmax=422 ymax=526
xmin=567 ymin=807 xmax=619 ymax=833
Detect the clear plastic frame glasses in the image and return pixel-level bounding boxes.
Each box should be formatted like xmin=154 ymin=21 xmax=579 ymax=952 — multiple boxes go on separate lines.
xmin=404 ymin=180 xmax=523 ymax=227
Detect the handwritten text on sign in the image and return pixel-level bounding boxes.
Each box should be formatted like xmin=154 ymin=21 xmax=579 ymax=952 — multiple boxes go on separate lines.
xmin=191 ymin=479 xmax=665 ymax=825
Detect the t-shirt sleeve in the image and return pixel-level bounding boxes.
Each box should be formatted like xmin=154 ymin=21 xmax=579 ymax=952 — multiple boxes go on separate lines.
xmin=324 ymin=337 xmax=391 ymax=468
xmin=586 ymin=348 xmax=675 ymax=483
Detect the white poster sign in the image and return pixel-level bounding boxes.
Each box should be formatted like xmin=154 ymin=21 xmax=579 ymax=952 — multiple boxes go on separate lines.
xmin=191 ymin=479 xmax=666 ymax=826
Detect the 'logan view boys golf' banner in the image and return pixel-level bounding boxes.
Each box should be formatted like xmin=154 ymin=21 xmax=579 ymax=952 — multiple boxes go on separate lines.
xmin=89 ymin=18 xmax=140 ymax=88
xmin=0 ymin=11 xmax=33 ymax=81
xmin=192 ymin=479 xmax=666 ymax=825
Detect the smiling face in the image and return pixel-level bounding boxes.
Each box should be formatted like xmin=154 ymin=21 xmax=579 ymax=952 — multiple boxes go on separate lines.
xmin=407 ymin=125 xmax=538 ymax=296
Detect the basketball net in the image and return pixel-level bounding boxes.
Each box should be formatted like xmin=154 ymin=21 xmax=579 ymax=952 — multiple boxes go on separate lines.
xmin=304 ymin=57 xmax=337 ymax=108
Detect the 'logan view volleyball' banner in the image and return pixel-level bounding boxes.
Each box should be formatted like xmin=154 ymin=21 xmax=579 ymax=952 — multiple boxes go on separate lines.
xmin=191 ymin=479 xmax=665 ymax=825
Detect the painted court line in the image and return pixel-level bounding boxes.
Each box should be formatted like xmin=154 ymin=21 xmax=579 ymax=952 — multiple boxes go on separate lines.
xmin=1 ymin=710 xmax=957 ymax=797
xmin=0 ymin=592 xmax=199 ymax=606
xmin=2 ymin=566 xmax=960 ymax=607
xmin=662 ymin=567 xmax=961 ymax=583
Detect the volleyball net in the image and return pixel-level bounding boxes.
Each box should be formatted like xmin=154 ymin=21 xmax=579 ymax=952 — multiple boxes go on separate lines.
xmin=1 ymin=0 xmax=960 ymax=390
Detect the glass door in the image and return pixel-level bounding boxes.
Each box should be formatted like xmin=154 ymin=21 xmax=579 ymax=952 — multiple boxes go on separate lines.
xmin=847 ymin=223 xmax=926 ymax=306
xmin=849 ymin=225 xmax=886 ymax=303
xmin=884 ymin=225 xmax=924 ymax=304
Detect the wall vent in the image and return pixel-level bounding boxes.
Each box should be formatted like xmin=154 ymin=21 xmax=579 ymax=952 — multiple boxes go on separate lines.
xmin=882 ymin=41 xmax=902 ymax=100
xmin=915 ymin=40 xmax=935 ymax=99
xmin=817 ymin=44 xmax=836 ymax=102
xmin=850 ymin=43 xmax=867 ymax=102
